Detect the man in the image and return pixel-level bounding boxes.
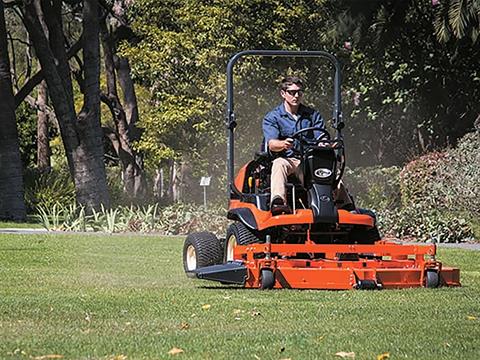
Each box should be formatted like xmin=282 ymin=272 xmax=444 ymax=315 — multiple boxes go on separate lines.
xmin=262 ymin=76 xmax=353 ymax=214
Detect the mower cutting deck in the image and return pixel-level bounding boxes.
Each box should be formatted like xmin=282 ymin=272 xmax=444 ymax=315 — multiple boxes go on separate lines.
xmin=182 ymin=50 xmax=460 ymax=290
xmin=193 ymin=241 xmax=460 ymax=289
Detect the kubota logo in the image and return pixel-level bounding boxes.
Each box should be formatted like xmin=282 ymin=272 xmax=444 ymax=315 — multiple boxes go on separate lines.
xmin=314 ymin=168 xmax=332 ymax=178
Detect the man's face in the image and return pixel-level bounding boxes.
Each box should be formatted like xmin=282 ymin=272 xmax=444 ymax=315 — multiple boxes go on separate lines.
xmin=281 ymin=83 xmax=304 ymax=107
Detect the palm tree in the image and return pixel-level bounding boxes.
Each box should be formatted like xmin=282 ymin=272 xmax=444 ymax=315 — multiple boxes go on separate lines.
xmin=434 ymin=0 xmax=480 ymax=43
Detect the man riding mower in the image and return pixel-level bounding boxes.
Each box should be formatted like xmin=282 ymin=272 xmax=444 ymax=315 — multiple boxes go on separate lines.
xmin=182 ymin=50 xmax=460 ymax=290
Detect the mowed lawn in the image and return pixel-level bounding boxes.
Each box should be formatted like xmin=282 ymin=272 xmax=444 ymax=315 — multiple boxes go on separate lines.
xmin=0 ymin=233 xmax=479 ymax=360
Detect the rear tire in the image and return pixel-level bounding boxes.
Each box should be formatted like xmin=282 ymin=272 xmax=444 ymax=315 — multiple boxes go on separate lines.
xmin=224 ymin=222 xmax=263 ymax=262
xmin=183 ymin=232 xmax=223 ymax=277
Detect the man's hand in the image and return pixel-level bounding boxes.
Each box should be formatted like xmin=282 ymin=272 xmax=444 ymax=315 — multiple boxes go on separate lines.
xmin=317 ymin=139 xmax=331 ymax=148
xmin=268 ymin=138 xmax=294 ymax=152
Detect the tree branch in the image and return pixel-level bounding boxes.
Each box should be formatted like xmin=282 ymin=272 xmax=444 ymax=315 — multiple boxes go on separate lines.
xmin=14 ymin=38 xmax=81 ymax=108
xmin=98 ymin=0 xmax=127 ymax=26
xmin=2 ymin=0 xmax=22 ymax=8
xmin=24 ymin=94 xmax=57 ymax=125
xmin=6 ymin=36 xmax=32 ymax=47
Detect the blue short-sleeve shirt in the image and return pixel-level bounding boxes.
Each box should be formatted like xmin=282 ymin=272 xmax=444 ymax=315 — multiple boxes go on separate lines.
xmin=262 ymin=103 xmax=325 ymax=157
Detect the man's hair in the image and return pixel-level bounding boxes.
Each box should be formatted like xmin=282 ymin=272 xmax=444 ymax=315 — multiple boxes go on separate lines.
xmin=280 ymin=76 xmax=303 ymax=91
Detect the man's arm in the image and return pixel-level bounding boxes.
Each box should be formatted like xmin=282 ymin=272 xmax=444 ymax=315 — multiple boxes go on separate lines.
xmin=268 ymin=138 xmax=294 ymax=152
xmin=262 ymin=112 xmax=293 ymax=153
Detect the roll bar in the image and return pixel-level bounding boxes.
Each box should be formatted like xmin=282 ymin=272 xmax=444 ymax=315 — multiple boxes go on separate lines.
xmin=226 ymin=50 xmax=344 ymax=197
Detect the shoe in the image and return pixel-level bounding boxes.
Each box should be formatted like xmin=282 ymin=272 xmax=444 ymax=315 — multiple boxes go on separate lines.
xmin=271 ymin=196 xmax=292 ymax=215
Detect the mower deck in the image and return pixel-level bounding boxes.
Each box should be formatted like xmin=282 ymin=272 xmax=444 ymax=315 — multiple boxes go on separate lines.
xmin=193 ymin=241 xmax=460 ymax=289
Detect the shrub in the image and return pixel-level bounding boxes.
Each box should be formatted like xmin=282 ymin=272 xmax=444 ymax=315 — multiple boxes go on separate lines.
xmin=399 ymin=132 xmax=480 ymax=216
xmin=382 ymin=131 xmax=480 ymax=242
xmin=36 ymin=201 xmax=229 ymax=236
xmin=344 ymin=165 xmax=401 ymax=211
xmin=379 ymin=206 xmax=475 ymax=243
xmin=24 ymin=169 xmax=76 ymax=212
xmin=156 ymin=203 xmax=229 ymax=236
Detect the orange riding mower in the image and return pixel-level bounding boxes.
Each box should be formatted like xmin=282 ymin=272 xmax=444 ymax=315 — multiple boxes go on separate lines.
xmin=182 ymin=50 xmax=460 ymax=290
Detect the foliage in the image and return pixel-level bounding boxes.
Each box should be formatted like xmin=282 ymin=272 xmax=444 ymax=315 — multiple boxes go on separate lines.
xmin=116 ymin=0 xmax=480 ymax=206
xmin=400 ymin=131 xmax=480 ymax=215
xmin=119 ymin=0 xmax=337 ymax=192
xmin=380 ymin=206 xmax=475 ymax=243
xmin=344 ymin=165 xmax=401 ymax=211
xmin=327 ymin=1 xmax=480 ymax=166
xmin=434 ymin=0 xmax=480 ymax=43
xmin=36 ymin=201 xmax=229 ymax=235
xmin=24 ymin=169 xmax=76 ymax=212
xmin=15 ymin=103 xmax=37 ymax=168
xmin=376 ymin=131 xmax=479 ymax=242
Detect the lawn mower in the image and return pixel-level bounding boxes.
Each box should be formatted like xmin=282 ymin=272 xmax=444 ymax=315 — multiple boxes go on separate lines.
xmin=182 ymin=50 xmax=460 ymax=290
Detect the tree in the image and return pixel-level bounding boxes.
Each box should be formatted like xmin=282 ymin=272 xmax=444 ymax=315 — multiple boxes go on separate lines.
xmin=21 ymin=0 xmax=110 ymax=209
xmin=0 ymin=1 xmax=26 ymax=220
xmin=36 ymin=80 xmax=50 ymax=171
xmin=99 ymin=2 xmax=147 ymax=201
xmin=120 ymin=0 xmax=336 ymax=201
xmin=324 ymin=0 xmax=480 ymax=165
xmin=433 ymin=0 xmax=480 ymax=43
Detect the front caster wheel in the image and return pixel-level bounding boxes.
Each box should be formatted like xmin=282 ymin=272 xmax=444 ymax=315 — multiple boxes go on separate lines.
xmin=260 ymin=269 xmax=275 ymax=289
xmin=425 ymin=270 xmax=440 ymax=288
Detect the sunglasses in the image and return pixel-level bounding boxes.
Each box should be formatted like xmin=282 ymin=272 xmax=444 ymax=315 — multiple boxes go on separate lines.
xmin=285 ymin=89 xmax=304 ymax=96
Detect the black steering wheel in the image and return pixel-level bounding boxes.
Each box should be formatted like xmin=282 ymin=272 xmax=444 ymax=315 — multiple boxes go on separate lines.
xmin=291 ymin=126 xmax=331 ymax=146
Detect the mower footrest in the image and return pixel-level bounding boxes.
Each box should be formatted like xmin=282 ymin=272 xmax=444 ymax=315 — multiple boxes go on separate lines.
xmin=194 ymin=261 xmax=247 ymax=285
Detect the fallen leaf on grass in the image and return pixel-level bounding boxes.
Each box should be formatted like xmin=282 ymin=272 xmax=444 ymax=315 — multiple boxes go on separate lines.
xmin=467 ymin=315 xmax=476 ymax=320
xmin=168 ymin=347 xmax=184 ymax=356
xmin=33 ymin=355 xmax=64 ymax=360
xmin=377 ymin=353 xmax=390 ymax=360
xmin=12 ymin=349 xmax=26 ymax=356
xmin=335 ymin=351 xmax=355 ymax=358
xmin=250 ymin=309 xmax=261 ymax=317
xmin=201 ymin=304 xmax=211 ymax=310
xmin=109 ymin=355 xmax=127 ymax=360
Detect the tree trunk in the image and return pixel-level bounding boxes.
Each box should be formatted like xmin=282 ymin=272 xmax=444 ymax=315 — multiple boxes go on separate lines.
xmin=115 ymin=57 xmax=139 ymax=129
xmin=37 ymin=80 xmax=50 ymax=171
xmin=0 ymin=2 xmax=26 ymax=220
xmin=22 ymin=0 xmax=110 ymax=210
xmin=154 ymin=168 xmax=164 ymax=199
xmin=100 ymin=19 xmax=146 ymax=201
xmin=169 ymin=160 xmax=190 ymax=203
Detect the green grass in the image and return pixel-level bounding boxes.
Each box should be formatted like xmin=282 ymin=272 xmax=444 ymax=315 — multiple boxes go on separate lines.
xmin=0 ymin=234 xmax=479 ymax=360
